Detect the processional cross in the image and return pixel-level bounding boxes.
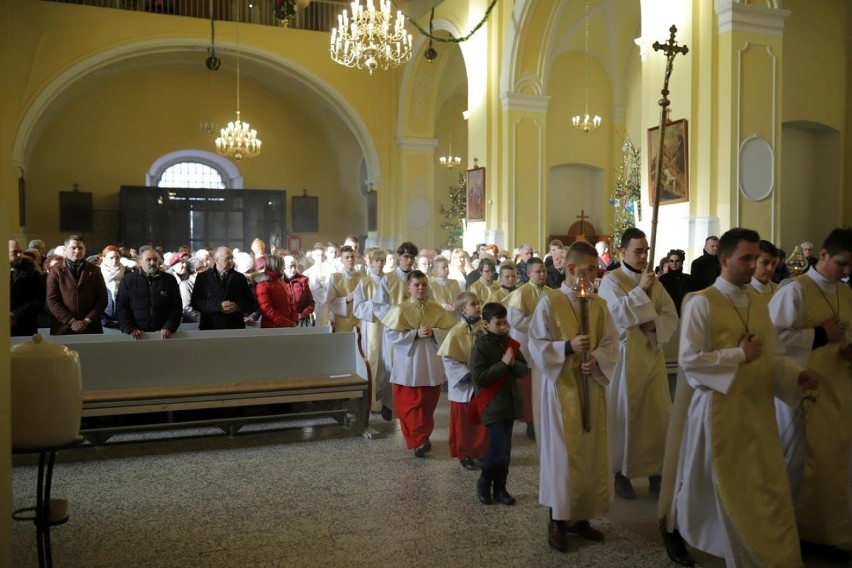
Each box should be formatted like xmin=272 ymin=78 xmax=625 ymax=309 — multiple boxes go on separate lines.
xmin=576 ymin=209 xmax=589 ymax=237
xmin=648 ymin=26 xmax=688 ymax=269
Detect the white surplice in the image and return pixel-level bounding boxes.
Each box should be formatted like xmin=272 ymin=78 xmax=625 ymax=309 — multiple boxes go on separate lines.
xmin=598 ymin=266 xmax=677 ymax=478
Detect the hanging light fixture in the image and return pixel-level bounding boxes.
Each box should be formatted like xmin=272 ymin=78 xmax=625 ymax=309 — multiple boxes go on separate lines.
xmin=329 ymin=0 xmax=413 ymax=76
xmin=215 ymin=5 xmax=262 ymax=161
xmin=439 ymin=136 xmax=461 ymax=169
xmin=572 ymin=0 xmax=602 ymax=133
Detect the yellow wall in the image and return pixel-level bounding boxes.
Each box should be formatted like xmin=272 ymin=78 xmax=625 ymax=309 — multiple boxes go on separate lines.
xmin=26 ymin=65 xmax=363 ymax=248
xmin=782 ymin=0 xmax=847 ymax=130
xmin=1 ymin=1 xmax=396 ymax=245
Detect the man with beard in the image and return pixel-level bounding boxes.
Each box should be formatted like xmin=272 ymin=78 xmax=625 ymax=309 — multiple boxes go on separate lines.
xmin=46 ymin=235 xmax=108 ymax=335
xmin=658 ymin=249 xmax=694 ymax=316
xmin=116 ymin=247 xmax=181 ymax=339
xmin=10 ymin=239 xmax=44 ymax=336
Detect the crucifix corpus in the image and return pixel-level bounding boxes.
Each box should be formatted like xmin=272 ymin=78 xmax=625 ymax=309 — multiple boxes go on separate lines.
xmin=648 ymin=26 xmax=688 ymax=270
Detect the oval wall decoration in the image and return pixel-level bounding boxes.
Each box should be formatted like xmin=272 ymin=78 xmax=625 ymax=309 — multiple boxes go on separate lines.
xmin=738 ymin=135 xmax=774 ymax=202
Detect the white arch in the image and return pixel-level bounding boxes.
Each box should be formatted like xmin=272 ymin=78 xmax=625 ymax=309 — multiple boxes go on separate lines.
xmin=11 ymin=38 xmax=382 ymax=187
xmin=145 ymin=149 xmax=243 ymax=188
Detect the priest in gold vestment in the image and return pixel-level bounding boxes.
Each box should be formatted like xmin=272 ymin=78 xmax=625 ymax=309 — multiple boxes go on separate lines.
xmin=674 ymin=229 xmax=818 ymax=567
xmin=769 ymin=228 xmax=852 ymax=559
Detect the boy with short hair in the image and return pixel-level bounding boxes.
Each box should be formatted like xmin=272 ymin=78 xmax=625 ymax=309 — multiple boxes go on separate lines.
xmin=437 ymin=292 xmax=489 ymax=470
xmin=504 ymin=257 xmax=548 ymax=439
xmin=751 ymin=239 xmax=780 ymax=297
xmin=492 ymin=262 xmax=518 ymax=303
xmin=470 ymin=302 xmax=529 ymax=506
xmin=528 ymin=241 xmax=619 ymax=552
xmin=382 ymin=271 xmax=457 ymax=457
xmin=324 ymin=245 xmax=366 ymax=333
xmin=429 ymin=256 xmax=462 ymax=313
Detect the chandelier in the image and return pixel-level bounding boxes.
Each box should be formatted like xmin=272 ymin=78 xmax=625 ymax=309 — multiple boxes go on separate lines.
xmin=572 ymin=0 xmax=602 ymax=133
xmin=329 ymin=0 xmax=413 ymax=76
xmin=215 ymin=9 xmax=261 ymax=160
xmin=439 ymin=138 xmax=461 ymax=169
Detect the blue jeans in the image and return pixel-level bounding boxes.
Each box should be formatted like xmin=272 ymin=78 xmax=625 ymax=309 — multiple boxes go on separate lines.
xmin=483 ymin=419 xmax=513 ymax=481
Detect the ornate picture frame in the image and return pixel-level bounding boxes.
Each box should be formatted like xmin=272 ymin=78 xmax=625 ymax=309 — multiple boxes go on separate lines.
xmin=647 ymin=119 xmax=689 ymax=206
xmin=466 ymin=166 xmax=486 ymax=222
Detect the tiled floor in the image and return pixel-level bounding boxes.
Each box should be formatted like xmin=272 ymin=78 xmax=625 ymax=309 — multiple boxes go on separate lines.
xmin=10 ymin=398 xmax=841 ymax=567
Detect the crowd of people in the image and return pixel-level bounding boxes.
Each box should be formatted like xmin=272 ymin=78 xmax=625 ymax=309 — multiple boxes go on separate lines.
xmin=8 ymin=227 xmax=852 ymax=566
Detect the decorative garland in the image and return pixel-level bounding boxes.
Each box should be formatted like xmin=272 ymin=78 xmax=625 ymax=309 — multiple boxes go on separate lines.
xmin=398 ymin=0 xmax=499 ymax=44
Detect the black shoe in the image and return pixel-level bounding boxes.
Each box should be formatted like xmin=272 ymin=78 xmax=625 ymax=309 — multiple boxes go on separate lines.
xmin=477 ymin=476 xmax=493 ymax=505
xmin=526 ymin=422 xmax=536 ymax=441
xmin=380 ymin=405 xmax=393 ymax=421
xmin=492 ymin=486 xmax=516 ymax=506
xmin=460 ymin=457 xmax=478 ymax=470
xmin=662 ymin=529 xmax=695 ymax=567
xmin=566 ymin=520 xmax=604 ymax=541
xmin=614 ymin=473 xmax=637 ymax=499
xmin=649 ymin=475 xmax=662 ymax=496
xmin=414 ymin=442 xmax=431 ymax=458
xmin=548 ymin=520 xmax=569 ymax=552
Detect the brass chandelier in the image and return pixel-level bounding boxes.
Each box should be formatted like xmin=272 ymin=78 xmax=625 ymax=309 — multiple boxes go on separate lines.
xmin=329 ymin=0 xmax=413 ymax=75
xmin=215 ymin=8 xmax=261 ymax=160
xmin=572 ymin=0 xmax=602 ymax=133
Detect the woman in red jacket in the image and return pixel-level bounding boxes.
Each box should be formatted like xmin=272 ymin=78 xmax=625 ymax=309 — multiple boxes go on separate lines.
xmin=255 ymin=254 xmax=298 ymax=328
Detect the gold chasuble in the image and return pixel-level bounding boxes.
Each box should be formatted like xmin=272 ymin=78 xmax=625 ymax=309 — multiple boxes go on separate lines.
xmin=793 ymin=276 xmax=852 ymax=546
xmin=703 ymin=287 xmax=802 ymax=566
xmin=358 ymin=277 xmax=384 ymax=402
xmin=505 ymin=282 xmax=543 ymax=314
xmin=382 ymin=298 xmax=458 ymax=334
xmin=436 ymin=318 xmax=479 ymax=364
xmin=467 ymin=279 xmax=501 ymax=304
xmin=330 ymin=272 xmax=364 ymax=333
xmin=547 ymin=292 xmax=611 ymax=520
xmin=429 ymin=277 xmax=462 ymax=306
xmin=385 ymin=272 xmax=408 ymax=305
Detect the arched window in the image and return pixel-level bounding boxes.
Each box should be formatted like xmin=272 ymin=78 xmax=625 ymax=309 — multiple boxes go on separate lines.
xmin=146 ymin=149 xmax=243 ymax=189
xmin=158 ymin=162 xmax=225 ymax=189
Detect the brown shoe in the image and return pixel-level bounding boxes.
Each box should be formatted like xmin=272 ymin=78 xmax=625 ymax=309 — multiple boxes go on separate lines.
xmin=614 ymin=473 xmax=637 ymax=499
xmin=548 ymin=520 xmax=569 ymax=552
xmin=566 ymin=520 xmax=604 ymax=541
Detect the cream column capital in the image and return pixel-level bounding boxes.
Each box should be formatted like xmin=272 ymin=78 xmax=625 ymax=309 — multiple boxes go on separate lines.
xmin=396 ymin=137 xmax=439 ymax=152
xmin=501 ymin=93 xmax=550 ymax=113
xmin=715 ymin=1 xmax=790 ymax=36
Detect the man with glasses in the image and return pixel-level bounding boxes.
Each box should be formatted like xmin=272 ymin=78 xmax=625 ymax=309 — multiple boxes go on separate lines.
xmin=659 ymin=249 xmax=694 ymax=316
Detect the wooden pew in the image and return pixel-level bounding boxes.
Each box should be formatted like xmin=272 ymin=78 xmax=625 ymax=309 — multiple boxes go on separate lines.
xmin=11 ymin=327 xmax=378 ymax=442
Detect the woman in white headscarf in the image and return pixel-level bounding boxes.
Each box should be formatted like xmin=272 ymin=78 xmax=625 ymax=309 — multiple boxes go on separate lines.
xmin=100 ymin=245 xmax=125 ymax=328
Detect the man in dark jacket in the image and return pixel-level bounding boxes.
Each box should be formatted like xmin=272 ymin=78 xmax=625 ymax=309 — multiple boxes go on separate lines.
xmin=116 ymin=247 xmax=181 ymax=339
xmin=46 ymin=235 xmax=108 ymax=335
xmin=191 ymin=246 xmax=257 ymax=330
xmin=545 ymin=249 xmax=566 ymax=289
xmin=658 ymin=249 xmax=694 ymax=316
xmin=10 ymin=240 xmax=44 ymax=336
xmin=689 ymin=236 xmax=720 ymax=290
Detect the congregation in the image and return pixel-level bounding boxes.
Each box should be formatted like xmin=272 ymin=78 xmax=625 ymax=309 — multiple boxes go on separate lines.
xmin=8 ymin=227 xmax=852 ymax=567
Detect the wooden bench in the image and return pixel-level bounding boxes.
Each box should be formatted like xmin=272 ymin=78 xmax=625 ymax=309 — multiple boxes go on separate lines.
xmin=11 ymin=327 xmax=378 ymax=442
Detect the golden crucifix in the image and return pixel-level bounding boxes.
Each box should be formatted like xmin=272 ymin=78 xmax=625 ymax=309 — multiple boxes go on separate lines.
xmin=648 ymin=26 xmax=688 ymax=270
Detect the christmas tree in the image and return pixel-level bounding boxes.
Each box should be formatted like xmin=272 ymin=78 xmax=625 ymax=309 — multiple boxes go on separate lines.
xmin=439 ymin=171 xmax=466 ymax=250
xmin=609 ymin=135 xmax=642 ymax=247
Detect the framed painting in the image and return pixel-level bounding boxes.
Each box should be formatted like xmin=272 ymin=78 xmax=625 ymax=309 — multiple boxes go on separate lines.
xmin=647 ymin=119 xmax=689 ymax=206
xmin=291 ymin=195 xmax=319 ymax=233
xmin=466 ymin=166 xmax=486 ymax=222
